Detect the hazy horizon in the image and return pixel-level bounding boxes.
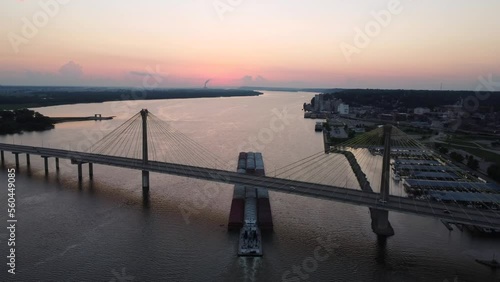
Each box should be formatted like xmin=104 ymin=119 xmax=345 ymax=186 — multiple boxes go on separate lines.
xmin=1 ymin=1 xmax=499 ymax=91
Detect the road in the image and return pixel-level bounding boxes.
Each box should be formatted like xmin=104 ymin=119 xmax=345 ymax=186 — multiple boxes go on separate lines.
xmin=2 ymin=143 xmax=500 ymax=229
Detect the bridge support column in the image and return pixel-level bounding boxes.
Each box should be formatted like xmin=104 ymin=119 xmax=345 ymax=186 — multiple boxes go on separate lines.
xmin=42 ymin=156 xmax=49 ymax=175
xmin=371 ymin=125 xmax=394 ymax=237
xmin=370 ymin=209 xmax=394 ymax=237
xmin=1 ymin=151 xmax=4 ymax=164
xmin=56 ymin=158 xmax=60 ymax=170
xmin=26 ymin=154 xmax=30 ymax=167
xmin=142 ymin=171 xmax=149 ymax=193
xmin=13 ymin=153 xmax=20 ymax=168
xmin=77 ymin=163 xmax=83 ymax=182
xmin=88 ymin=163 xmax=93 ymax=179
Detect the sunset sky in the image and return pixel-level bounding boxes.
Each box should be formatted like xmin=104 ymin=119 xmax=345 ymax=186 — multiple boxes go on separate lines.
xmin=1 ymin=0 xmax=499 ymax=90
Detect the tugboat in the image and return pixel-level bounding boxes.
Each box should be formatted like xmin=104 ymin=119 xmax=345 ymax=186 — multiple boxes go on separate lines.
xmin=238 ymin=225 xmax=262 ymax=257
xmin=476 ymin=254 xmax=500 ymax=269
xmin=315 ymin=122 xmax=323 ymax=132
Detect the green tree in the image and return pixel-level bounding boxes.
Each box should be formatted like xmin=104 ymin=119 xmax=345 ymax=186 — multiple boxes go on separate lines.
xmin=348 ymin=130 xmax=356 ymax=139
xmin=449 ymin=152 xmax=464 ymax=163
xmin=488 ymin=164 xmax=500 ymax=182
xmin=324 ymin=121 xmax=331 ymax=132
xmin=438 ymin=147 xmax=449 ymax=154
xmin=466 ymin=156 xmax=479 ymax=170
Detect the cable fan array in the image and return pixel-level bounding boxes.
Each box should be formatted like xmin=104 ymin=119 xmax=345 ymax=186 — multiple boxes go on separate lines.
xmin=272 ymin=126 xmax=386 ymax=187
xmin=85 ymin=110 xmax=500 ymax=223
xmin=271 ymin=125 xmax=500 ymax=222
xmin=88 ymin=112 xmax=229 ymax=170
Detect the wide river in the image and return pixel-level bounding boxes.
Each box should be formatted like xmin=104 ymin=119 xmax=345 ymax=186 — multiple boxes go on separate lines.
xmin=1 ymin=91 xmax=499 ymax=281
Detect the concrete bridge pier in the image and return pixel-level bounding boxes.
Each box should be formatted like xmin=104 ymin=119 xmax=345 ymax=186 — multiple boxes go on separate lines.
xmin=55 ymin=158 xmax=60 ymax=171
xmin=71 ymin=159 xmax=86 ymax=182
xmin=88 ymin=163 xmax=93 ymax=179
xmin=26 ymin=154 xmax=31 ymax=167
xmin=1 ymin=151 xmax=4 ymax=164
xmin=142 ymin=171 xmax=150 ymax=193
xmin=77 ymin=163 xmax=83 ymax=182
xmin=13 ymin=152 xmax=20 ymax=168
xmin=370 ymin=209 xmax=394 ymax=237
xmin=42 ymin=156 xmax=49 ymax=175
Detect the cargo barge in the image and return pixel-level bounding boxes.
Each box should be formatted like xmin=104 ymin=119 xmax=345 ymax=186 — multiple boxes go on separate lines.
xmin=227 ymin=152 xmax=273 ymax=256
xmin=228 ymin=197 xmax=245 ymax=231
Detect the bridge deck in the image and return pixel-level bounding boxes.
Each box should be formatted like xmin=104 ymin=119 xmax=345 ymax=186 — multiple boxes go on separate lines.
xmin=2 ymin=143 xmax=500 ymax=229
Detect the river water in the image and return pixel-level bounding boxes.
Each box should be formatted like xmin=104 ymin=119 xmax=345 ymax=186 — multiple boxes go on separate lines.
xmin=0 ymin=91 xmax=499 ymax=281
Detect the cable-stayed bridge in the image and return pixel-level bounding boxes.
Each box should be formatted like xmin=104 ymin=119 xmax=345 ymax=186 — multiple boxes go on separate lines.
xmin=2 ymin=110 xmax=500 ymax=234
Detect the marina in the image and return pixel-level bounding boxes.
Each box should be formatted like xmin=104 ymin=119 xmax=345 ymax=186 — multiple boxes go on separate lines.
xmin=390 ymin=147 xmax=500 ymax=236
xmin=403 ymin=179 xmax=500 ymax=194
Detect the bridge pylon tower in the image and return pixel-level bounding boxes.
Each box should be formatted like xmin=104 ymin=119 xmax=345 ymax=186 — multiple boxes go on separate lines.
xmin=371 ymin=124 xmax=395 ymax=237
xmin=141 ymin=109 xmax=150 ymax=194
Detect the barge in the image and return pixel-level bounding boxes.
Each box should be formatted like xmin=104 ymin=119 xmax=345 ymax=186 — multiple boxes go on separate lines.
xmin=227 ymin=151 xmax=273 ymax=256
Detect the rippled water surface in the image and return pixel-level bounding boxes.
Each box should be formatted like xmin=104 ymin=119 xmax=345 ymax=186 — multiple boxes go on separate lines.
xmin=1 ymin=91 xmax=499 ymax=281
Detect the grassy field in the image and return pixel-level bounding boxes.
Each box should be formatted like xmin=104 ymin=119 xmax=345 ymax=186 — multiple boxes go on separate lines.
xmin=445 ymin=138 xmax=481 ymax=148
xmin=447 ymin=145 xmax=500 ymax=164
xmin=452 ymin=134 xmax=500 ymax=141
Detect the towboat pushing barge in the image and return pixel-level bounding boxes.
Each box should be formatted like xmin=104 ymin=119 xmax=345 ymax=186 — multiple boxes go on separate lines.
xmin=238 ymin=225 xmax=262 ymax=256
xmin=228 ymin=152 xmax=272 ymax=257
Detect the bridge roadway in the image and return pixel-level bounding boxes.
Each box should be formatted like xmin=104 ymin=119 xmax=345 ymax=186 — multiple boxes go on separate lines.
xmin=2 ymin=143 xmax=500 ymax=229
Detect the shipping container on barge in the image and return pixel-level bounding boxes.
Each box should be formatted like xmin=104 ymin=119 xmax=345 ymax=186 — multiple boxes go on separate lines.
xmin=254 ymin=152 xmax=274 ymax=231
xmin=239 ymin=187 xmax=263 ymax=256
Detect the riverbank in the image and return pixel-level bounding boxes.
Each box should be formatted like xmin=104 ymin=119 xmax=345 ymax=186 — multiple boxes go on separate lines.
xmin=0 ymin=86 xmax=263 ymax=110
xmin=0 ymin=109 xmax=54 ymax=135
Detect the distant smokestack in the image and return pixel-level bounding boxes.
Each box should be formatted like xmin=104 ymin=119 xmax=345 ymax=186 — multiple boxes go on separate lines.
xmin=204 ymin=79 xmax=211 ymax=89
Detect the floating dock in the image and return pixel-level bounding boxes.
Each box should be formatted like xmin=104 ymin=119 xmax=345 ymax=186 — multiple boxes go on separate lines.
xmin=49 ymin=114 xmax=114 ymax=123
